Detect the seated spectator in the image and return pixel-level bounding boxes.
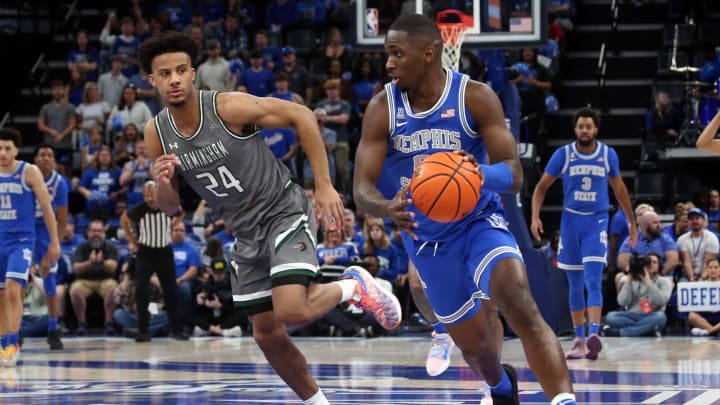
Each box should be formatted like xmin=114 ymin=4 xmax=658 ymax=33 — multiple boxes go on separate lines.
xmin=119 ymin=140 xmax=152 ymax=207
xmin=156 ymin=0 xmax=192 ymax=29
xmin=603 ymin=253 xmax=672 ymax=337
xmin=707 ymin=189 xmax=720 ymax=229
xmin=270 ymin=71 xmax=304 ymax=104
xmin=510 ymin=48 xmax=552 ymax=138
xmin=646 ymin=90 xmax=682 ymax=143
xmin=183 ymin=9 xmax=214 ymax=47
xmin=214 ymin=13 xmax=248 ymax=62
xmin=677 ymin=208 xmax=719 ymax=282
xmin=302 ymin=108 xmax=336 ymax=189
xmin=68 ymin=65 xmax=87 ymax=107
xmin=171 ymin=222 xmax=200 ymax=327
xmin=78 ymin=147 xmax=123 ymax=221
xmin=342 ymin=208 xmax=364 ymax=252
xmin=106 ymin=200 xmax=128 ymax=241
xmin=265 ymin=0 xmax=299 ymax=34
xmin=611 ymin=203 xmax=656 ymax=272
xmin=110 ymin=17 xmax=141 ymax=77
xmin=193 ymin=239 xmax=247 ymax=336
xmin=351 ymin=59 xmax=382 ymax=118
xmin=662 ymin=210 xmax=689 ymax=242
xmin=71 ymin=219 xmax=119 ymax=336
xmin=107 ymin=85 xmax=153 ymax=141
xmin=317 ymin=227 xmax=359 ymax=268
xmin=540 ymin=230 xmax=561 ymax=268
xmin=280 ymin=47 xmax=313 ymax=106
xmin=362 ymin=217 xmax=402 ymax=284
xmin=113 ymin=268 xmax=169 ymax=338
xmin=229 ymin=0 xmax=258 ymax=31
xmin=316 ymin=80 xmax=351 ymax=193
xmin=617 ymin=211 xmax=679 ymax=278
xmin=688 ymin=258 xmax=720 ymax=336
xmin=211 ymin=223 xmax=236 ymax=258
xmin=67 ymin=29 xmax=100 ymax=81
xmin=296 ymin=0 xmax=327 ymax=28
xmin=113 ymin=123 xmax=141 ymax=166
xmin=81 ymin=128 xmax=106 ymax=172
xmin=323 ymin=27 xmax=353 ymax=73
xmin=76 ymin=82 xmax=110 ymax=146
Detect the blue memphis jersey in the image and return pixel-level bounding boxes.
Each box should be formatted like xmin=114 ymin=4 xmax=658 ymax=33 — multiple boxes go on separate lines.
xmin=377 ymin=68 xmax=498 ymax=240
xmin=0 ymin=161 xmax=36 ymax=235
xmin=35 ymin=170 xmax=69 ymax=222
xmin=545 ymin=141 xmax=620 ymax=214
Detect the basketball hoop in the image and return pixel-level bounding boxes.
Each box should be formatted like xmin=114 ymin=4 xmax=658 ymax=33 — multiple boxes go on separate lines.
xmin=438 ymin=23 xmax=469 ymax=71
xmin=436 ymin=10 xmax=472 ymax=71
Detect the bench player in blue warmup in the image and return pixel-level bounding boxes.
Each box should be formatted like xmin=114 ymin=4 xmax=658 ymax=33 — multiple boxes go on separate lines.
xmin=531 ymin=108 xmax=638 ymax=360
xmin=33 ymin=144 xmax=69 ymax=350
xmin=354 ymin=14 xmax=576 ymax=405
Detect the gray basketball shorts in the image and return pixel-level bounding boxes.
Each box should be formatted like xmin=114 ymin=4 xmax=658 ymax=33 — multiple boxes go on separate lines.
xmin=228 ymin=185 xmax=320 ymax=309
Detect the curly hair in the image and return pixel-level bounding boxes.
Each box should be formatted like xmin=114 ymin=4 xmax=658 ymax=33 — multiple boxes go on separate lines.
xmin=138 ymin=31 xmax=199 ymax=74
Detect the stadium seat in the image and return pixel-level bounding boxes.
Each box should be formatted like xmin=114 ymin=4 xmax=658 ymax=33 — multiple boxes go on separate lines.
xmin=634 ymin=171 xmax=668 ymax=205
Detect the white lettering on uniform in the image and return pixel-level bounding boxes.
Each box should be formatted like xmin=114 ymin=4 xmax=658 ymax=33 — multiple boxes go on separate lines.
xmin=574 ymin=191 xmax=597 ymax=202
xmin=569 ymin=165 xmax=605 ymax=176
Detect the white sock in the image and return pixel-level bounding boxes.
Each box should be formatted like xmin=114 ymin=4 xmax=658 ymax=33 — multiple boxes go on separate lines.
xmin=551 ymin=392 xmax=577 ymax=405
xmin=335 ymin=279 xmax=358 ymax=302
xmin=303 ymin=388 xmax=329 ymax=405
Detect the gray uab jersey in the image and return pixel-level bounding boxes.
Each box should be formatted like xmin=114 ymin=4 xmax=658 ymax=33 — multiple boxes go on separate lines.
xmin=155 ymin=90 xmax=319 ymax=309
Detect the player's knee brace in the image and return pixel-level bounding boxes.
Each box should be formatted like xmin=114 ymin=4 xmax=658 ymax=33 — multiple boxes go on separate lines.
xmin=43 ymin=272 xmax=57 ymax=297
xmin=566 ymin=270 xmax=585 ymax=311
xmin=584 ymin=262 xmax=604 ymax=308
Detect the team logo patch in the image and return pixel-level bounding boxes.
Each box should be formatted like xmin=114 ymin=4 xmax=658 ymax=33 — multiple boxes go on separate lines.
xmin=294 ymin=242 xmax=307 ymax=252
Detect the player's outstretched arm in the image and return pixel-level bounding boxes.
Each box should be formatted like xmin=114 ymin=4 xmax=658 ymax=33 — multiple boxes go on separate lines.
xmin=354 ymin=89 xmax=416 ymax=237
xmin=465 ymin=81 xmax=523 ymax=193
xmin=216 ymin=92 xmax=344 ymax=229
xmin=145 ymin=119 xmax=182 ymax=216
xmin=26 ymin=164 xmax=60 ymax=263
xmin=697 ymin=110 xmax=720 ymax=154
xmin=530 ymin=173 xmax=557 ymax=241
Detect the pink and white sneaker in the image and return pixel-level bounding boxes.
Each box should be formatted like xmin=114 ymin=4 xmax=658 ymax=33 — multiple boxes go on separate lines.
xmin=426 ymin=332 xmax=455 ymax=376
xmin=341 ymin=266 xmax=402 ymax=330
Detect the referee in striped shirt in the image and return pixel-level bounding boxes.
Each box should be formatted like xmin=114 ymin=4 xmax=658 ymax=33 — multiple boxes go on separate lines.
xmin=121 ymin=181 xmax=187 ymax=341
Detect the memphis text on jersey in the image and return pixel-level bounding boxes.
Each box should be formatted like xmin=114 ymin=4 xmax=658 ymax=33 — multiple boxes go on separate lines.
xmin=569 ymin=164 xmax=606 ymax=202
xmin=174 ymin=140 xmax=231 ymax=172
xmin=0 ymin=182 xmax=23 ymax=220
xmin=392 ymin=129 xmax=461 ymax=153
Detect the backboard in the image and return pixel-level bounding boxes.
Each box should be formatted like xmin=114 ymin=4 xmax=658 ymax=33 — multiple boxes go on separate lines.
xmin=353 ymin=0 xmax=547 ymax=49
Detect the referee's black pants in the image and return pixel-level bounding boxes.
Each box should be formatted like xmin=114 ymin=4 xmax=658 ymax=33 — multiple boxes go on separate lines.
xmin=135 ymin=245 xmax=181 ymax=334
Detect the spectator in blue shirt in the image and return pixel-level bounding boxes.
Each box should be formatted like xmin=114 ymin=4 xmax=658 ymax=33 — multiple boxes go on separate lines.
xmin=171 ymin=222 xmax=201 ymax=329
xmin=156 ymin=0 xmax=192 ymax=29
xmin=78 ymin=147 xmax=123 ymax=220
xmin=317 ymin=228 xmax=359 ymax=268
xmin=67 ymin=30 xmax=100 ymax=81
xmin=699 ymin=40 xmax=720 ymax=84
xmin=266 ymin=0 xmax=298 ymax=33
xmin=662 ymin=210 xmax=689 ymax=242
xmin=617 ymin=211 xmax=680 ymax=277
xmin=261 ymin=127 xmax=298 ymax=179
xmin=646 ymin=90 xmax=682 ymax=142
xmin=362 ymin=218 xmax=402 ymax=284
xmin=238 ymin=50 xmax=275 ymax=97
xmin=351 ymin=59 xmax=381 ymax=117
xmin=111 ymin=17 xmax=141 ymax=78
xmin=253 ymin=29 xmax=283 ymax=71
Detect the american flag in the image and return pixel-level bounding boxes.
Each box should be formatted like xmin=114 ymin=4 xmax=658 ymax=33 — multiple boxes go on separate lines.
xmin=509 ymin=17 xmax=532 ymax=33
xmin=440 ymin=108 xmax=455 ymax=118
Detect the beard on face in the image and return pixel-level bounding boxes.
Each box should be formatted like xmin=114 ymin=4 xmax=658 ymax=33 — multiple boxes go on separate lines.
xmin=577 ymin=136 xmax=595 ymax=147
xmin=646 ymin=225 xmax=661 ymax=239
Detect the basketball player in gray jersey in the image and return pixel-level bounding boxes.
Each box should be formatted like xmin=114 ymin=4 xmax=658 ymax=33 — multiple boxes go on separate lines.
xmin=138 ymin=33 xmax=402 ymax=405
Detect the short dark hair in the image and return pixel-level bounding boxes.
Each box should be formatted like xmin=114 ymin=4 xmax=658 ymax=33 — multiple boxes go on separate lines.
xmin=50 ymin=79 xmax=65 ymax=89
xmin=138 ymin=32 xmax=200 ymax=75
xmin=388 ymin=14 xmax=442 ymax=48
xmin=0 ymin=128 xmax=22 ymax=147
xmin=34 ymin=143 xmax=55 ymax=157
xmin=573 ymin=107 xmax=601 ymax=127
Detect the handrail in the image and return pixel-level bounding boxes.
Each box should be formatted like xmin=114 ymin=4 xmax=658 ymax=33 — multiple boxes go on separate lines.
xmin=0 ymin=111 xmax=11 ymax=128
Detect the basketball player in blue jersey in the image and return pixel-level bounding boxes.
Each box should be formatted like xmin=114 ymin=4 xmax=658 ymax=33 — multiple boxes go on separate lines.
xmin=354 ymin=14 xmax=576 ymax=405
xmin=531 ymin=108 xmax=638 ymax=361
xmin=32 ymin=144 xmax=69 ymax=350
xmin=138 ymin=33 xmax=401 ymax=405
xmin=0 ymin=128 xmax=60 ymax=366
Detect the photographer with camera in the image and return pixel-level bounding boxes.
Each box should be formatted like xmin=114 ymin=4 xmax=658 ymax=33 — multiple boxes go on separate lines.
xmin=71 ymin=219 xmax=119 ymax=336
xmin=192 ymin=237 xmax=247 ymax=337
xmin=603 ymin=253 xmax=672 ymax=337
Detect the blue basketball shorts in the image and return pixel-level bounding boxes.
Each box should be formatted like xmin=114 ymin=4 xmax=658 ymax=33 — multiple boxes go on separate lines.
xmin=402 ymin=212 xmax=524 ymax=326
xmin=0 ymin=234 xmax=35 ymax=289
xmin=557 ymin=210 xmax=608 ymax=270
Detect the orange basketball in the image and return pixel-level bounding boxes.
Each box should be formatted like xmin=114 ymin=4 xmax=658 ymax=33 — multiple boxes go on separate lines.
xmin=409 ymin=151 xmax=483 ymax=222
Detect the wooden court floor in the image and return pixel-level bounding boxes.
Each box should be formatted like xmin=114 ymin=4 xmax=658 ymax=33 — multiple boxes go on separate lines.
xmin=1 ymin=335 xmax=719 ymax=404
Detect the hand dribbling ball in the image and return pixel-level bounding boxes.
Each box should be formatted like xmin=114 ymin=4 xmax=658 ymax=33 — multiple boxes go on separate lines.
xmin=409 ymin=151 xmax=483 ymax=222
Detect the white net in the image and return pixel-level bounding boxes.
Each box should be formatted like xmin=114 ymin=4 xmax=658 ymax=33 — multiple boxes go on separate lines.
xmin=439 ymin=23 xmax=469 ymax=71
